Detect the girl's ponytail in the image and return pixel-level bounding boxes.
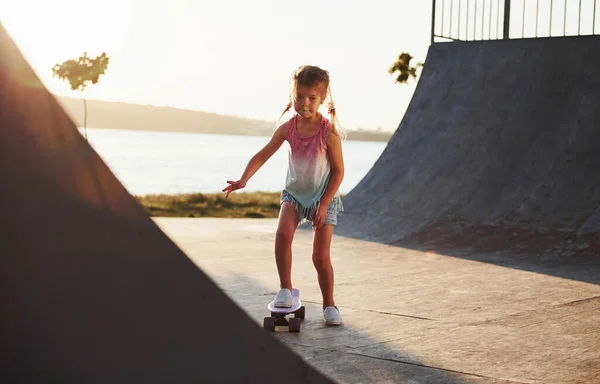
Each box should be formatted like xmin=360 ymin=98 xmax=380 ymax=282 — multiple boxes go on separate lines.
xmin=327 ymin=89 xmax=346 ymax=140
xmin=277 ymin=101 xmax=292 ymax=127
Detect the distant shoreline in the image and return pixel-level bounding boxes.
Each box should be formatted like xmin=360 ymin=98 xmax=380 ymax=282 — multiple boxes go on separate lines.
xmin=58 ymin=95 xmax=394 ymax=143
xmin=82 ymin=125 xmax=394 ymax=143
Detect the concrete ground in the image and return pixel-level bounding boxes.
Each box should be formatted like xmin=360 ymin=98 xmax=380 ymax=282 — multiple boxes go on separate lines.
xmin=155 ymin=218 xmax=600 ymax=384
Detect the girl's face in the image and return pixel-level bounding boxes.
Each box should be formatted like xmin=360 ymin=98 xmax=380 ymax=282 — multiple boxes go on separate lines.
xmin=293 ymin=83 xmax=326 ymax=120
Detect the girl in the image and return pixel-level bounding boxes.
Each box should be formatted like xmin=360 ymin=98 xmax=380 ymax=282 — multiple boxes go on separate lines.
xmin=222 ymin=65 xmax=345 ymax=326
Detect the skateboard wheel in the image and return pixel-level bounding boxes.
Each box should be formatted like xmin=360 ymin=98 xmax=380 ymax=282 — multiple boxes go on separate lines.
xmin=263 ymin=317 xmax=276 ymax=332
xmin=289 ymin=317 xmax=301 ymax=333
xmin=294 ymin=306 xmax=305 ymax=319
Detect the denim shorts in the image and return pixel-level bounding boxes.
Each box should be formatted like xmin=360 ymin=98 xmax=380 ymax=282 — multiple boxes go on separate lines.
xmin=281 ymin=189 xmax=343 ymax=226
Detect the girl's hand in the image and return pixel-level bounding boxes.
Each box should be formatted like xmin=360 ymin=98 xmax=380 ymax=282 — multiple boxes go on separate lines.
xmin=312 ymin=204 xmax=329 ymax=230
xmin=222 ymin=179 xmax=247 ymax=198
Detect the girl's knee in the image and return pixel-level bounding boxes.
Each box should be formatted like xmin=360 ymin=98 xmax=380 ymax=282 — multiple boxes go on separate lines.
xmin=276 ymin=226 xmax=295 ymax=244
xmin=312 ymin=252 xmax=331 ymax=270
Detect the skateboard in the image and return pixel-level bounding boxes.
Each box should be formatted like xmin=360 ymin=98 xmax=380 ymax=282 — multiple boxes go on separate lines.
xmin=264 ymin=288 xmax=305 ymax=333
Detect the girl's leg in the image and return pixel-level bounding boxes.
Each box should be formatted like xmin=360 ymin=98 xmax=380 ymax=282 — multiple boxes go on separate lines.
xmin=312 ymin=224 xmax=335 ymax=308
xmin=275 ymin=201 xmax=300 ymax=289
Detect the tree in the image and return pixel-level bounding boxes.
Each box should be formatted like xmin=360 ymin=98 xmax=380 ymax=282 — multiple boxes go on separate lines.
xmin=388 ymin=52 xmax=423 ymax=84
xmin=52 ymin=52 xmax=110 ymax=140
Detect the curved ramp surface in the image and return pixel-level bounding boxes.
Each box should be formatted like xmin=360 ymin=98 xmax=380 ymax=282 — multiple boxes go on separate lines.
xmin=339 ymin=36 xmax=600 ymax=247
xmin=0 ymin=25 xmax=331 ymax=383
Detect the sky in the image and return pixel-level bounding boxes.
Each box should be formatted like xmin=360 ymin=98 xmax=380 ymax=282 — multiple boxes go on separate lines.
xmin=0 ymin=0 xmax=433 ymax=132
xmin=2 ymin=1 xmax=593 ymax=132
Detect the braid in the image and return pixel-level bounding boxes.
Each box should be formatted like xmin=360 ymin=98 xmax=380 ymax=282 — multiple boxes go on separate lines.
xmin=328 ymin=100 xmax=336 ymax=129
xmin=277 ymin=101 xmax=292 ymax=126
xmin=327 ymin=89 xmax=346 ymax=140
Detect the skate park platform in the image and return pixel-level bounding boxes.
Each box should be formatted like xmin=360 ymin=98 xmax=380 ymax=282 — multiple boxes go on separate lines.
xmin=157 ymin=217 xmax=600 ymax=384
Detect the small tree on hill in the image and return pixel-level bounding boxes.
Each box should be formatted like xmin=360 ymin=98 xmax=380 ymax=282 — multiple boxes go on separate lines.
xmin=389 ymin=52 xmax=423 ymax=84
xmin=52 ymin=52 xmax=110 ymax=140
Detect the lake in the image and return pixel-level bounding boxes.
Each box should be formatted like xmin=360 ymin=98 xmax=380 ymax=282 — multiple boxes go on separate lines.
xmin=84 ymin=128 xmax=388 ymax=196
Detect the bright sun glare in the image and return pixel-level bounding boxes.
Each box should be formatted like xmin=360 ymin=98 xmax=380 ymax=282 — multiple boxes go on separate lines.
xmin=0 ymin=0 xmax=433 ymax=131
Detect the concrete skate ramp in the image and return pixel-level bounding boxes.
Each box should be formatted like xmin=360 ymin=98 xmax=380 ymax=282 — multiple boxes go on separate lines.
xmin=0 ymin=25 xmax=331 ymax=383
xmin=338 ymin=36 xmax=600 ymax=247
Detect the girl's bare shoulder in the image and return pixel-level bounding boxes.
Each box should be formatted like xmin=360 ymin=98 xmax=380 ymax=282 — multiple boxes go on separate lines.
xmin=274 ymin=119 xmax=292 ymax=139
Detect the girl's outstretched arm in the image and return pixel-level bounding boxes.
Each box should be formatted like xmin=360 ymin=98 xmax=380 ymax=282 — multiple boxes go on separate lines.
xmin=313 ymin=130 xmax=345 ymax=229
xmin=222 ymin=123 xmax=288 ymax=197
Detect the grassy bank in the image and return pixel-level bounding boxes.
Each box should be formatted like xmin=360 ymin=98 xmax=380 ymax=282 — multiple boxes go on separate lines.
xmin=136 ymin=192 xmax=281 ymax=218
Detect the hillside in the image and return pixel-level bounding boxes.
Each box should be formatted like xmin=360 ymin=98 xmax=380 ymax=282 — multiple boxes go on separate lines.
xmin=56 ymin=96 xmax=392 ymax=142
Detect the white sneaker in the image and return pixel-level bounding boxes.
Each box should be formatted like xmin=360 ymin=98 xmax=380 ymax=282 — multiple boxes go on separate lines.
xmin=323 ymin=306 xmax=342 ymax=326
xmin=273 ymin=288 xmax=292 ymax=308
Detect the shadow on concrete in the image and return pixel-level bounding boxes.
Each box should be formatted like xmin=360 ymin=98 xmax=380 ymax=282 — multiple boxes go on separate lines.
xmin=338 ymin=214 xmax=600 ymax=286
xmin=212 ymin=273 xmax=499 ymax=384
xmin=396 ymin=219 xmax=600 ymax=285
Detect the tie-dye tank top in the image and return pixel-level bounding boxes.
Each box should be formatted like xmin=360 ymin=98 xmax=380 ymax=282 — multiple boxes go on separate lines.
xmin=284 ymin=114 xmax=342 ymax=218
